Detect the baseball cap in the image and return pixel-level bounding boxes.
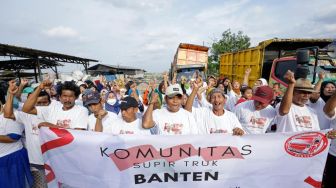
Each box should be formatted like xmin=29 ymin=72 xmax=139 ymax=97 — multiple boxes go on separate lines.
xmin=82 ymin=89 xmax=101 ymax=106
xmin=165 ymin=84 xmax=183 ymax=97
xmin=294 ymin=78 xmax=317 ymax=93
xmin=120 ymin=96 xmax=138 ymax=110
xmin=252 ymin=86 xmax=274 ymax=104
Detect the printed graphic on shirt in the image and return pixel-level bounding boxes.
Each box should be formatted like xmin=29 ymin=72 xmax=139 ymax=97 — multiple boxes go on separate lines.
xmin=32 ymin=124 xmax=39 ymax=135
xmin=163 ymin=123 xmax=183 ymax=134
xmin=249 ymin=116 xmax=267 ymax=129
xmin=295 ymin=115 xmax=312 ymax=128
xmin=119 ymin=130 xmax=135 ymax=135
xmin=209 ymin=128 xmax=228 ymax=134
xmin=56 ymin=119 xmax=71 ymax=129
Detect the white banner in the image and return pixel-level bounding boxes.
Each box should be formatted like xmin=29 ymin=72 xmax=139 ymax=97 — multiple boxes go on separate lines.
xmin=40 ymin=128 xmax=330 ymax=188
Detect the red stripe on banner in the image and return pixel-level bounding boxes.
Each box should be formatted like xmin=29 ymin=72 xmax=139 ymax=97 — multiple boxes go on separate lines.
xmin=304 ymin=176 xmax=322 ymax=188
xmin=41 ymin=128 xmax=74 ymax=154
xmin=44 ymin=164 xmax=55 ymax=183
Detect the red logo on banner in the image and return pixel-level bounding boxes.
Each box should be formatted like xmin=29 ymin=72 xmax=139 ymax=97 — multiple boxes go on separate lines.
xmin=284 ymin=132 xmax=328 ymax=158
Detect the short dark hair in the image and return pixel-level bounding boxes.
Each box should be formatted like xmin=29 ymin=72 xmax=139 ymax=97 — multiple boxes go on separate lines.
xmin=273 ymin=83 xmax=280 ymax=87
xmin=58 ymin=81 xmax=80 ymax=98
xmin=240 ymin=86 xmax=252 ymax=94
xmin=39 ymin=90 xmax=51 ymax=103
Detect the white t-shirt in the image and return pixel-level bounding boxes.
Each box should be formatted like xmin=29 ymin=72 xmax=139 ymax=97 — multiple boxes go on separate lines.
xmin=152 ymin=108 xmax=198 ymax=135
xmin=0 ymin=114 xmax=24 ymax=157
xmin=275 ymin=103 xmax=320 ymax=132
xmin=326 ymin=109 xmax=336 ymax=156
xmin=234 ymin=100 xmax=276 ymax=134
xmin=192 ymin=107 xmax=243 ymax=134
xmin=226 ymin=90 xmax=241 ymax=111
xmin=14 ymin=111 xmax=44 ymax=165
xmin=36 ymin=102 xmax=89 ymax=129
xmin=105 ymin=118 xmax=151 ymax=135
xmin=307 ymin=98 xmax=331 ymax=130
xmin=88 ymin=111 xmax=119 ymax=132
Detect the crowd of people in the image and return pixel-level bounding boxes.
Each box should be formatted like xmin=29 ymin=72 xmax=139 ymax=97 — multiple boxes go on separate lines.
xmin=0 ymin=68 xmax=336 ymax=187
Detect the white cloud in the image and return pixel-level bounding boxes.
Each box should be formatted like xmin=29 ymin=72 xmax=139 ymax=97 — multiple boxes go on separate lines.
xmin=43 ymin=26 xmax=79 ymax=39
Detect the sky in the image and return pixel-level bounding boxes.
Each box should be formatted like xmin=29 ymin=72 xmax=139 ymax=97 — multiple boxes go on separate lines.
xmin=1 ymin=0 xmax=336 ymax=73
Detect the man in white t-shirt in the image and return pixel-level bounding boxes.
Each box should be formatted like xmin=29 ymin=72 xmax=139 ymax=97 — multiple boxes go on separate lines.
xmin=276 ymin=71 xmax=320 ymax=132
xmin=82 ymin=90 xmax=118 ymax=132
xmin=23 ymin=81 xmax=88 ymax=130
xmin=142 ymin=84 xmax=198 ymax=135
xmin=4 ymin=80 xmax=49 ymax=187
xmin=322 ymin=91 xmax=336 ymax=187
xmin=234 ymin=86 xmax=276 ymax=134
xmin=185 ymin=82 xmax=244 ymax=135
xmin=102 ymin=97 xmax=151 ymax=135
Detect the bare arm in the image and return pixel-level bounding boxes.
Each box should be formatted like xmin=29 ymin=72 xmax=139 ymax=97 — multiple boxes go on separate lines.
xmin=4 ymin=80 xmax=18 ymax=120
xmin=142 ymin=93 xmax=158 ymax=129
xmin=22 ymin=80 xmax=52 ymax=115
xmin=15 ymin=78 xmax=28 ymax=101
xmin=94 ymin=110 xmax=107 ymax=132
xmin=0 ymin=135 xmax=16 ymax=143
xmin=310 ymin=71 xmax=325 ymax=103
xmin=243 ymin=68 xmax=251 ymax=86
xmin=323 ymin=92 xmax=336 ymax=118
xmin=279 ymin=71 xmax=296 ymax=116
xmin=185 ymin=81 xmax=203 ymax=112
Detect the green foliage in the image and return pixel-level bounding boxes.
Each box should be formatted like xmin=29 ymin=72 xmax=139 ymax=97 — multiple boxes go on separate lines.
xmin=208 ymin=29 xmax=250 ymax=75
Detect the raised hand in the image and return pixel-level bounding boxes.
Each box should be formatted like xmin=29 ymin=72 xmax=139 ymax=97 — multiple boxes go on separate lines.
xmin=245 ymin=67 xmax=251 ymax=75
xmin=284 ymin=70 xmax=296 ymax=84
xmin=8 ymin=80 xmax=19 ymax=95
xmin=20 ymin=78 xmax=29 ymax=86
xmin=318 ymin=71 xmax=325 ymax=80
xmin=150 ymin=92 xmax=159 ymax=105
xmin=39 ymin=80 xmax=53 ymax=90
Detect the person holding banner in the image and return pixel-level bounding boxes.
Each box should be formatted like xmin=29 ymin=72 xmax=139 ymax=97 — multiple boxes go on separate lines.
xmin=22 ymin=80 xmax=89 ymax=130
xmin=276 ymin=70 xmax=320 ymax=132
xmin=322 ymin=91 xmax=336 ymax=187
xmin=185 ymin=81 xmax=244 ymax=135
xmin=234 ymin=86 xmax=276 ymax=134
xmin=4 ymin=80 xmax=50 ymax=188
xmin=103 ymin=96 xmax=152 ymax=135
xmin=82 ymin=89 xmax=118 ymax=132
xmin=0 ymin=97 xmax=33 ymax=187
xmin=142 ymin=84 xmax=198 ymax=135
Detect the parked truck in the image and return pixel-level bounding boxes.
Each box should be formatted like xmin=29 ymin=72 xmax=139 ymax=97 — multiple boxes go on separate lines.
xmin=170 ymin=43 xmax=209 ymax=82
xmin=219 ymin=38 xmax=336 ymax=89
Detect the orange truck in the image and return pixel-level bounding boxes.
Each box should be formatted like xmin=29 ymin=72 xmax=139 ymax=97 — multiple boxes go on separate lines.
xmin=170 ymin=43 xmax=209 ymax=81
xmin=219 ymin=38 xmax=336 ymax=89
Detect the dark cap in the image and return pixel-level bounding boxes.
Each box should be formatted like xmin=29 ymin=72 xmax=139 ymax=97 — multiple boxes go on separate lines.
xmin=120 ymin=96 xmax=138 ymax=110
xmin=82 ymin=89 xmax=101 ymax=106
xmin=252 ymin=86 xmax=274 ymax=104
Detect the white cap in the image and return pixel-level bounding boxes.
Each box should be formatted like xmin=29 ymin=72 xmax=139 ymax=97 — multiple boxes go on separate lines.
xmin=166 ymin=84 xmax=183 ymax=97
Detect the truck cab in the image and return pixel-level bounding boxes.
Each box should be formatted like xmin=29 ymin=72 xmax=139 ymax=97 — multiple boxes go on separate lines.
xmin=220 ymin=39 xmax=336 ymax=89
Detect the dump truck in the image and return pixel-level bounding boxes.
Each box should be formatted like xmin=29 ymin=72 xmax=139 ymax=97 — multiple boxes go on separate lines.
xmin=171 ymin=43 xmax=209 ymax=82
xmin=219 ymin=38 xmax=336 ymax=89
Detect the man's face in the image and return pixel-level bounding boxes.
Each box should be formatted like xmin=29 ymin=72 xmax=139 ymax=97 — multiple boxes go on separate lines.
xmin=36 ymin=96 xmax=50 ymax=106
xmin=293 ymin=90 xmax=311 ymax=106
xmin=210 ymin=93 xmax=226 ymax=111
xmin=166 ymin=95 xmax=182 ymax=112
xmin=121 ymin=107 xmax=137 ymax=123
xmin=254 ymin=100 xmax=269 ymax=111
xmin=60 ymin=90 xmax=77 ymax=109
xmin=88 ymin=102 xmax=103 ymax=115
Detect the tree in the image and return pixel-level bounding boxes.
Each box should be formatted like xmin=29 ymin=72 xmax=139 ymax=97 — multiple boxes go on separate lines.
xmin=208 ymin=29 xmax=251 ymax=75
